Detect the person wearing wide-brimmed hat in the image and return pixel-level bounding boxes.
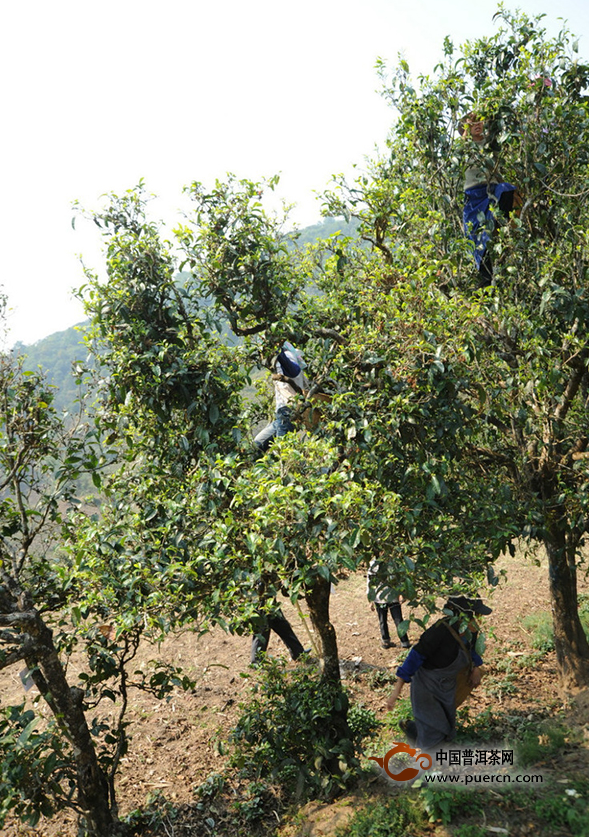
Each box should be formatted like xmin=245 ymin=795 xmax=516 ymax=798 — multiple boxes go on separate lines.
xmin=386 ymin=596 xmax=492 ymax=750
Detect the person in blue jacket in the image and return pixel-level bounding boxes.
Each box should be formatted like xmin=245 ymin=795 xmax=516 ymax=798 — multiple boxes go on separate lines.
xmin=386 ymin=596 xmax=492 ymax=750
xmin=459 ymin=113 xmax=516 ymax=287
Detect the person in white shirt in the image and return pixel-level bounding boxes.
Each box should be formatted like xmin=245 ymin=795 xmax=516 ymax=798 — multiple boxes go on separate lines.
xmin=253 ymin=342 xmax=309 ymax=452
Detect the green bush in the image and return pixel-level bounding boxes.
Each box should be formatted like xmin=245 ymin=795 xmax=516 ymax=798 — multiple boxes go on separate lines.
xmin=347 ymin=702 xmax=381 ymax=742
xmin=123 ymin=789 xmax=177 ymax=834
xmin=229 ymin=658 xmax=376 ymax=803
xmin=533 ymin=784 xmax=589 ymax=836
xmin=334 ymin=794 xmax=426 ymax=837
xmin=0 ymin=704 xmax=75 ymax=829
xmin=419 ymin=785 xmax=482 ymax=825
xmin=232 ymin=780 xmax=274 ymax=823
xmin=454 ymin=706 xmax=504 ymax=742
xmin=514 ymin=720 xmax=568 ymax=768
xmin=194 ymin=772 xmax=226 ymax=800
xmin=366 ymin=668 xmax=397 ymax=690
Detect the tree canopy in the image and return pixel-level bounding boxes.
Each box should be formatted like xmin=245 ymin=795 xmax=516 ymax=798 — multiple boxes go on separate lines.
xmin=3 ymin=7 xmax=589 ymax=834
xmin=323 ymin=5 xmax=589 ymax=686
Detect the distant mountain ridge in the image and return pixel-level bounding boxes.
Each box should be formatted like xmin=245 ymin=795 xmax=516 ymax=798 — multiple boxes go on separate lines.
xmin=14 ymin=322 xmax=91 ymax=412
xmin=13 ymin=217 xmax=358 ymax=410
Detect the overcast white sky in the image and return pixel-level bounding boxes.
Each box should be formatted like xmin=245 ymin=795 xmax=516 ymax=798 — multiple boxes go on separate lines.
xmin=2 ymin=0 xmax=589 ymax=346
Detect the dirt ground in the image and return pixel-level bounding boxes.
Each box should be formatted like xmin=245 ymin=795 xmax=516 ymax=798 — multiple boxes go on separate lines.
xmin=2 ymin=548 xmax=589 ymax=836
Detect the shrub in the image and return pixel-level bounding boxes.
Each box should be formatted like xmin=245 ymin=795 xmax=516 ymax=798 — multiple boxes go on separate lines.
xmin=454 ymin=706 xmax=504 ymax=742
xmin=420 ymin=785 xmax=483 ymax=824
xmin=514 ymin=720 xmax=568 ymax=768
xmin=347 ymin=703 xmax=381 ymax=742
xmin=0 ymin=704 xmax=75 ymax=829
xmin=229 ymin=658 xmax=376 ymax=803
xmin=333 ymin=794 xmax=426 ymax=837
xmin=533 ymin=784 xmax=589 ymax=836
xmin=366 ymin=669 xmax=397 ymax=690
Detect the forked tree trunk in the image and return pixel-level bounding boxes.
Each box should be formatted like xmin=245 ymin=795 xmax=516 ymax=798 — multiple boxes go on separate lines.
xmin=544 ymin=521 xmax=589 ymax=690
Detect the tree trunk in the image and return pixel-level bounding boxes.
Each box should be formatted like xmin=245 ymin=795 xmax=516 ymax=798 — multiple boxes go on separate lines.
xmin=26 ymin=612 xmax=118 ymax=836
xmin=304 ymin=574 xmax=353 ymax=783
xmin=544 ymin=521 xmax=589 ymax=690
xmin=304 ymin=575 xmax=341 ymax=686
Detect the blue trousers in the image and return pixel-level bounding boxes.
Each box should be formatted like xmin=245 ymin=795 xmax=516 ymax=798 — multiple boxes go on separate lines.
xmin=464 ymin=183 xmax=515 ymax=285
xmin=253 ymin=407 xmax=294 ymax=451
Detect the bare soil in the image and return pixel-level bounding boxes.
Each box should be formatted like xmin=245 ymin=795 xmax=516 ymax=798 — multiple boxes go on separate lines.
xmin=2 ymin=549 xmax=589 ymax=836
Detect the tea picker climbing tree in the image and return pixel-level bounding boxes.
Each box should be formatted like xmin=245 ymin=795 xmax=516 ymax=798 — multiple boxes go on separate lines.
xmin=78 ymin=175 xmax=509 ymax=709
xmin=78 ymin=182 xmax=387 ymax=694
xmin=70 ymin=182 xmax=395 ymax=804
xmin=323 ymin=7 xmax=589 ymax=689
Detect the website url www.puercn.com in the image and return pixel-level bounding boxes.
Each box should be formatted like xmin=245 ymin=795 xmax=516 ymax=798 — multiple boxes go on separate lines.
xmin=422 ymin=772 xmax=544 ymax=785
